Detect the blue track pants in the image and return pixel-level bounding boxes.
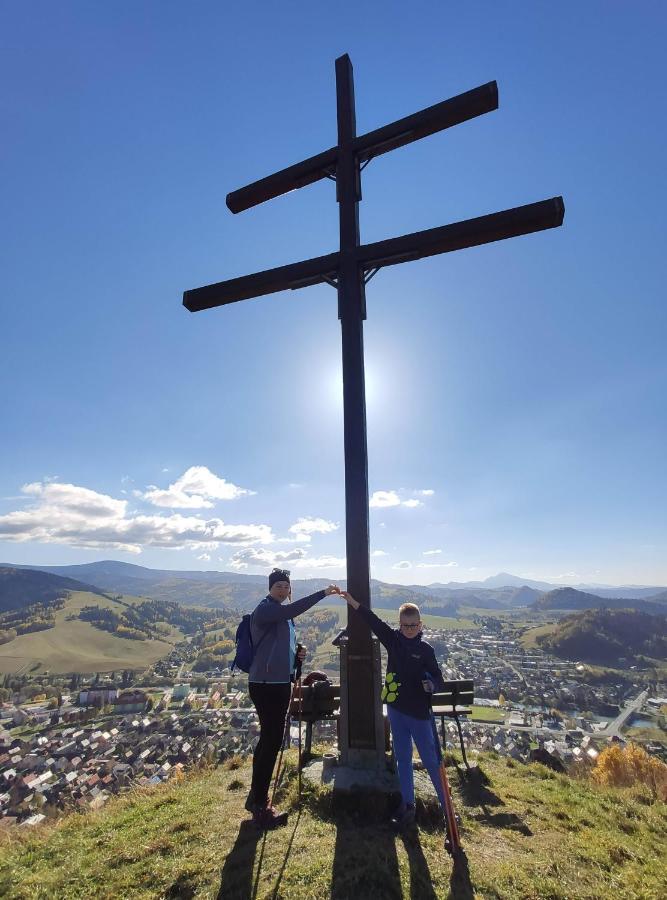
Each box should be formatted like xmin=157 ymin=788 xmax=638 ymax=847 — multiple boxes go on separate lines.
xmin=387 ymin=705 xmax=446 ymax=809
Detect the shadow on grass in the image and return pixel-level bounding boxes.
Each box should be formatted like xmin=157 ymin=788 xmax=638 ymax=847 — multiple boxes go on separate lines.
xmin=399 ymin=830 xmax=438 ymax=900
xmin=323 ymin=790 xmax=401 ymax=899
xmin=269 ymin=808 xmax=302 ymax=899
xmin=217 ymin=819 xmax=263 ymax=900
xmin=331 ymin=816 xmax=401 ymax=899
xmin=449 ymin=850 xmax=475 ymax=900
xmin=456 ymin=765 xmax=532 ymax=836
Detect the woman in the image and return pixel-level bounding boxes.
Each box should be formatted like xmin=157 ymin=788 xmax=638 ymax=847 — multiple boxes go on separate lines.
xmin=246 ymin=568 xmax=340 ymax=829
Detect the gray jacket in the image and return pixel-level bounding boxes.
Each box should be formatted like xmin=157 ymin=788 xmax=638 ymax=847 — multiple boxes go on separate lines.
xmin=249 ymin=590 xmax=326 ymax=683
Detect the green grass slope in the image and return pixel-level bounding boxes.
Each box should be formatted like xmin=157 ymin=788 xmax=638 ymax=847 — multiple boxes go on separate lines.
xmin=0 ymin=592 xmax=183 ymax=675
xmin=1 ymin=753 xmax=664 ymax=899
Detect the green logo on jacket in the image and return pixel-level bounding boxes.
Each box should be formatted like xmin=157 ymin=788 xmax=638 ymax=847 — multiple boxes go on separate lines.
xmin=382 ymin=672 xmax=401 ymax=703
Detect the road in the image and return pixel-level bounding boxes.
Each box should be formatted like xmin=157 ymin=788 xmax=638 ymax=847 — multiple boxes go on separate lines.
xmin=597 ymin=689 xmax=648 ymax=739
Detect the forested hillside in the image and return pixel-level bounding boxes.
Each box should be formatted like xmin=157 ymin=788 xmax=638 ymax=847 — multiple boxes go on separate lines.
xmin=536 ymin=608 xmax=667 ymax=665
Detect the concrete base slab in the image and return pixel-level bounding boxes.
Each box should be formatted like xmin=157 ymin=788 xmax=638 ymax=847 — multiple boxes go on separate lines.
xmin=301 ymin=755 xmax=459 ymax=806
xmin=302 ymin=756 xmax=399 ymax=795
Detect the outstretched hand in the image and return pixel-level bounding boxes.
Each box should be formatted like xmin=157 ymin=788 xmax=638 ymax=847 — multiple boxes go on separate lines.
xmin=324 ymin=584 xmax=341 ymax=596
xmin=341 ymin=591 xmax=360 ymax=610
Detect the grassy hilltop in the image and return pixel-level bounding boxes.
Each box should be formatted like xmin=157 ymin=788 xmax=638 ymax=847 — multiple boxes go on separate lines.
xmin=1 ymin=753 xmax=665 ymax=900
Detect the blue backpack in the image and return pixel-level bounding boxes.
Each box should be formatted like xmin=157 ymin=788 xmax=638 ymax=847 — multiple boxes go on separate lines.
xmin=231 ymin=613 xmax=274 ymax=673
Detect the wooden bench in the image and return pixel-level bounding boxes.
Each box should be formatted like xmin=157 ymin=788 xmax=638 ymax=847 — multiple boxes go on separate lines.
xmin=290 ymin=678 xmax=474 ymax=768
xmin=289 ymin=682 xmax=341 ymax=760
xmin=431 ymin=679 xmax=474 ymax=769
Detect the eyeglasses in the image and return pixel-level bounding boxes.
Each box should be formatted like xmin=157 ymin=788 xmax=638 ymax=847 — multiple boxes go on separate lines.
xmin=271 ymin=568 xmax=291 ymax=577
xmin=400 ymin=621 xmax=421 ymax=629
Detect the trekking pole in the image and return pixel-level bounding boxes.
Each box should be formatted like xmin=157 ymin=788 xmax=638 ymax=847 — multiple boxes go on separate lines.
xmin=270 ymin=682 xmax=296 ymax=808
xmin=269 ymin=648 xmax=303 ymax=807
xmin=439 ymin=756 xmax=462 ymax=855
xmin=297 ymin=674 xmax=303 ymax=804
xmin=432 ymin=713 xmax=462 ymax=856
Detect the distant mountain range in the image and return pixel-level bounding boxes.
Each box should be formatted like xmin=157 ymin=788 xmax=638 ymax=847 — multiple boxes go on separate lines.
xmin=425 ymin=571 xmax=667 ymax=600
xmin=2 ymin=561 xmax=666 ymax=615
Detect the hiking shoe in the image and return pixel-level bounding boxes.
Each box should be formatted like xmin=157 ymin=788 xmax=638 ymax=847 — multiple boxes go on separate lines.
xmin=252 ymin=805 xmax=289 ymax=830
xmin=263 ymin=806 xmax=289 ymax=829
xmin=390 ymin=803 xmax=415 ymax=831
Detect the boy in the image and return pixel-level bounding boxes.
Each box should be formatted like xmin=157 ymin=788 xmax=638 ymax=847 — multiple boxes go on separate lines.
xmin=342 ymin=591 xmax=447 ymax=829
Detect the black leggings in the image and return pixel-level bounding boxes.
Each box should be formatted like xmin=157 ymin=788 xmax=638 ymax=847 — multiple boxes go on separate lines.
xmin=248 ymin=681 xmax=292 ymax=807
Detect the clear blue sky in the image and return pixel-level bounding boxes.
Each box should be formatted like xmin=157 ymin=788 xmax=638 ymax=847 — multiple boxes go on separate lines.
xmin=1 ymin=2 xmax=665 ymax=587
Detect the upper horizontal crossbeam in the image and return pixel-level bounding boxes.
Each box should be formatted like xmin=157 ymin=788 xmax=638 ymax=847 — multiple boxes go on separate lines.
xmin=225 ymin=82 xmax=498 ymax=214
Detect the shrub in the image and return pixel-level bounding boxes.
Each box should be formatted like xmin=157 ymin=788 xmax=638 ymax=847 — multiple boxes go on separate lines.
xmin=592 ymin=742 xmax=667 ymax=801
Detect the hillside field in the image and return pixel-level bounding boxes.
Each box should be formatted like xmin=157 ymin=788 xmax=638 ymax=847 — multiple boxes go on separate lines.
xmin=0 ymin=592 xmax=183 ymax=675
xmin=520 ymin=622 xmax=560 ymax=649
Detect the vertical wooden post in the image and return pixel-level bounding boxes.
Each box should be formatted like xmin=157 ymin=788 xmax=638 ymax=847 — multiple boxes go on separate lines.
xmin=335 ymin=54 xmax=383 ymax=764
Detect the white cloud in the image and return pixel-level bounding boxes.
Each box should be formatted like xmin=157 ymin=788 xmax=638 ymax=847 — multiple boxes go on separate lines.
xmin=229 ymin=547 xmax=345 ymax=571
xmin=197 ymin=553 xmax=211 ymax=561
xmin=416 ymin=560 xmax=458 ymax=569
xmin=370 ymin=491 xmax=401 ymax=508
xmin=140 ymin=466 xmax=254 ymax=509
xmin=229 ymin=547 xmax=306 ymax=569
xmin=392 ymin=560 xmax=412 ymax=569
xmin=371 ymin=550 xmax=388 ymax=557
xmin=418 ymin=489 xmax=435 ymax=496
xmin=0 ymin=480 xmax=274 ymax=554
xmin=297 ymin=555 xmax=346 ymax=570
xmin=423 ymin=549 xmax=442 ymax=556
xmin=288 ymin=517 xmax=339 ymax=543
xmin=370 ymin=490 xmax=427 ymax=509
xmin=22 ymin=481 xmax=126 ymax=518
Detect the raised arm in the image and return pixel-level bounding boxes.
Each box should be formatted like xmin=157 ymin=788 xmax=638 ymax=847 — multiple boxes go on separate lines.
xmin=342 ymin=592 xmax=395 ymax=648
xmin=254 ymin=585 xmax=340 ymax=625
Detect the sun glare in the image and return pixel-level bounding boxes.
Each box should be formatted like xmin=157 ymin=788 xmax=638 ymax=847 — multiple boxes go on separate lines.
xmin=327 ymin=363 xmax=382 ymax=411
